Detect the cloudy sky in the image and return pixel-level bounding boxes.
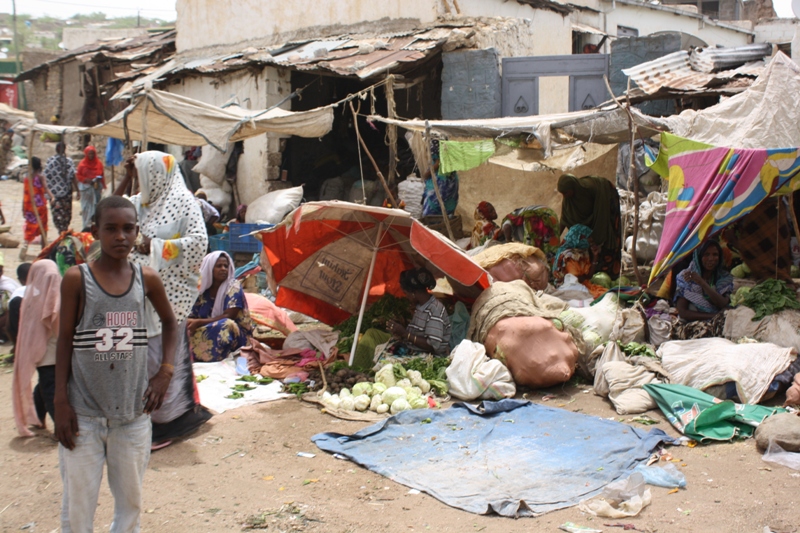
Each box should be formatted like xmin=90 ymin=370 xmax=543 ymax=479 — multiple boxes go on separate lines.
xmin=6 ymin=0 xmax=797 ymax=22
xmin=11 ymin=0 xmax=177 ymax=20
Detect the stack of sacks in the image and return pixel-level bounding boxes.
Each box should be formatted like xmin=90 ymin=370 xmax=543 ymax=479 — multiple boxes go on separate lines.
xmin=194 ymin=145 xmax=232 ymax=215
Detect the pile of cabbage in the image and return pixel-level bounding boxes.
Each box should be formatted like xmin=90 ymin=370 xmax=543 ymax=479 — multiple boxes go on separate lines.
xmin=320 ymin=363 xmax=438 ymax=415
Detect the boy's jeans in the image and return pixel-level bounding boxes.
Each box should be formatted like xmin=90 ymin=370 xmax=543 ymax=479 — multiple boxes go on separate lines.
xmin=59 ymin=414 xmax=151 ymax=533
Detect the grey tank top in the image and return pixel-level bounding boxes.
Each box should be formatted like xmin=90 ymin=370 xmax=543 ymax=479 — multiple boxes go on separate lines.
xmin=69 ymin=263 xmax=149 ymax=422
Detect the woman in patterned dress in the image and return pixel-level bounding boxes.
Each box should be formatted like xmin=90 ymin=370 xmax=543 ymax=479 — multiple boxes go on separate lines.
xmin=20 ymin=157 xmax=53 ymax=260
xmin=188 ymin=251 xmax=253 ymax=362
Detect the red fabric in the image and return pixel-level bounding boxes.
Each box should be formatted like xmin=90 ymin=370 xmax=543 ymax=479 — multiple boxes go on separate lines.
xmin=23 ymin=175 xmax=48 ymax=242
xmin=76 ymin=146 xmax=105 ymax=186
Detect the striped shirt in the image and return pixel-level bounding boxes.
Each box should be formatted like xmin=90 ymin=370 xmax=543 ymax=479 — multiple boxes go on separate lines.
xmin=407 ymin=296 xmax=451 ymax=356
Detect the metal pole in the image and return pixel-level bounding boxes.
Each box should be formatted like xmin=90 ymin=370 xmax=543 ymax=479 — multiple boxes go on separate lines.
xmin=348 ymin=222 xmax=383 ymax=367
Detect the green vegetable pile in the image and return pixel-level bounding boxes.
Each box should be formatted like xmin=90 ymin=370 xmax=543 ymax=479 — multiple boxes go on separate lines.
xmin=400 ymin=357 xmax=450 ymax=396
xmin=333 ymin=294 xmax=412 ymax=353
xmin=742 ymin=279 xmax=800 ymax=320
xmin=730 ymin=286 xmax=751 ymax=307
xmin=617 ymin=341 xmax=656 ymax=358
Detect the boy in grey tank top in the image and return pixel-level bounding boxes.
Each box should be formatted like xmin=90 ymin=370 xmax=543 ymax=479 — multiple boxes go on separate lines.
xmin=54 ymin=196 xmax=178 ymax=533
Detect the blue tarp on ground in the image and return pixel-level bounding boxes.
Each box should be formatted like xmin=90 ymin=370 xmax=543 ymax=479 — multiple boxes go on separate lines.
xmin=312 ymin=400 xmax=672 ymax=517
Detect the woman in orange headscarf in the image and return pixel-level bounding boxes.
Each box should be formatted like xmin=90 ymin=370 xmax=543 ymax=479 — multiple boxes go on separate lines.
xmin=75 ymin=145 xmax=105 ymax=230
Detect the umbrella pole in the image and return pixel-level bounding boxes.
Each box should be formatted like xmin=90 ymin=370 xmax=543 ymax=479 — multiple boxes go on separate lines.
xmin=348 ymin=222 xmax=383 ymax=367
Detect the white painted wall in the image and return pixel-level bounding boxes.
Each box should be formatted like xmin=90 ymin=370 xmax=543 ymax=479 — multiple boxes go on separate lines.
xmin=165 ymin=66 xmax=292 ymax=204
xmin=755 ymin=18 xmax=800 ymax=44
xmin=569 ymin=0 xmax=753 ymax=48
xmin=175 ymin=0 xmax=437 ymax=52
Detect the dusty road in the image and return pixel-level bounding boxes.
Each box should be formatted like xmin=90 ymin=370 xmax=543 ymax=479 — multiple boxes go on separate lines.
xmin=1 ymin=178 xmax=799 ymax=532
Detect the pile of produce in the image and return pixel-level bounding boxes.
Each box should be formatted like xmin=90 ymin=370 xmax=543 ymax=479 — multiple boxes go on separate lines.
xmin=306 ymin=362 xmax=372 ymax=395
xmin=742 ymin=278 xmax=800 ymax=320
xmin=590 ymin=273 xmax=633 ymax=289
xmin=320 ymin=363 xmax=441 ymax=414
xmin=332 ymin=294 xmax=412 ymax=353
xmin=617 ymin=341 xmax=656 ymax=358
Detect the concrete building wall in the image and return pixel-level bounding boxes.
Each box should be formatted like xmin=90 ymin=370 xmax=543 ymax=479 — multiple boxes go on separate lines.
xmin=62 ymin=28 xmax=149 ymax=50
xmin=755 ymin=18 xmax=800 ymax=44
xmin=165 ymin=66 xmax=292 ymax=203
xmin=175 ymin=0 xmax=437 ymax=53
xmin=603 ymin=5 xmax=752 ymax=47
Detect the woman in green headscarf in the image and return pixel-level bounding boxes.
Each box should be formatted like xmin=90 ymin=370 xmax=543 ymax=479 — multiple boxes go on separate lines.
xmin=557 ymin=174 xmax=621 ymax=277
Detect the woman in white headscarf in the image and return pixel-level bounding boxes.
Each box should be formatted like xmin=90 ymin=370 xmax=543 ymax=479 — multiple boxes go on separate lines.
xmin=117 ymin=151 xmax=211 ymax=448
xmin=188 ymin=251 xmax=253 ymax=362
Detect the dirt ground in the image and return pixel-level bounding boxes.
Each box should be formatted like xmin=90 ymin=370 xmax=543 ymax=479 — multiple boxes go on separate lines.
xmin=1 ymin=178 xmax=800 ymax=532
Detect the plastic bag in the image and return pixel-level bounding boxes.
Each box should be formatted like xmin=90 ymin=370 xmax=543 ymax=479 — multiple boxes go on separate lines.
xmin=578 ymin=472 xmax=652 ymax=518
xmin=762 ymin=439 xmax=800 ymax=471
xmin=246 ymin=186 xmax=304 ymax=224
xmin=633 ymin=463 xmax=687 ymax=488
xmin=445 ymin=340 xmax=516 ymax=401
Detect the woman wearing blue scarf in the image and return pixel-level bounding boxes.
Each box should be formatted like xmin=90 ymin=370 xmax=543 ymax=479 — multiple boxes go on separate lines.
xmin=673 ymin=240 xmax=732 ymax=339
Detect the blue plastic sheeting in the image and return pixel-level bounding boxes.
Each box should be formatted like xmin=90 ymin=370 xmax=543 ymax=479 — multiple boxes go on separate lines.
xmin=312 ymin=400 xmax=672 ymax=517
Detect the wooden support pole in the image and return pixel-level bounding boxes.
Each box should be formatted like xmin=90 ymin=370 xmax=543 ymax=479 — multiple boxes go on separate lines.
xmin=349 ymin=101 xmax=398 ymax=208
xmin=603 ymin=75 xmax=644 ymax=287
xmin=385 ymin=74 xmax=398 ymax=189
xmin=424 ymin=121 xmax=455 ymax=241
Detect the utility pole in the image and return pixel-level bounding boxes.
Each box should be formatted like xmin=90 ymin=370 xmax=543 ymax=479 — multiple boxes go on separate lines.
xmin=137 ymin=9 xmax=141 ymax=28
xmin=11 ymin=0 xmax=25 ymax=109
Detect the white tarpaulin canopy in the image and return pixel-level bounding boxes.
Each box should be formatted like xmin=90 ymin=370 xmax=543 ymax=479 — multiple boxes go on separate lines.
xmin=86 ymin=89 xmax=335 ymax=150
xmin=370 ymin=105 xmax=665 ymax=156
xmin=0 ymin=103 xmax=34 ymax=124
xmin=658 ymin=53 xmax=800 ymax=149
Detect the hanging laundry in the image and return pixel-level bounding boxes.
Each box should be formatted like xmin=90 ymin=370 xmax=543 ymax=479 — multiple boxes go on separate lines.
xmin=439 ymin=139 xmax=496 ymax=174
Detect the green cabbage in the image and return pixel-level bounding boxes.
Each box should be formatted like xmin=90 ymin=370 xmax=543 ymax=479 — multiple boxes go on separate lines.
xmin=352 ymin=382 xmax=373 ymax=397
xmin=353 ymin=394 xmax=370 ymax=411
xmin=371 ymin=382 xmax=387 ymax=396
xmin=591 ymin=272 xmax=612 ymax=289
xmin=340 ymin=396 xmax=355 ymax=411
xmin=376 ymin=403 xmax=390 ymax=414
xmin=382 ymin=386 xmax=407 ymax=405
xmin=390 ymin=398 xmax=411 ymax=414
xmin=409 ymin=397 xmax=428 ymax=409
xmin=375 ymin=364 xmax=396 ymax=387
xmin=369 ymin=394 xmax=382 ymax=412
xmin=339 ymin=388 xmax=351 ymax=398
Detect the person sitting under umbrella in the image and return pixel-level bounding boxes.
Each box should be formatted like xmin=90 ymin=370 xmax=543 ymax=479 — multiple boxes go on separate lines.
xmin=387 ymin=267 xmax=452 ymax=356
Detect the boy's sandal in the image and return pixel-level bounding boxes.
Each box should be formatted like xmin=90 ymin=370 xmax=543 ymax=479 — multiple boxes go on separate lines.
xmin=151 ymin=440 xmax=173 ymax=451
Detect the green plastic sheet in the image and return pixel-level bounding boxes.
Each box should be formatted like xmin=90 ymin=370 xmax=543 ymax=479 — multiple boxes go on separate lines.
xmin=643 ymin=383 xmax=785 ymax=442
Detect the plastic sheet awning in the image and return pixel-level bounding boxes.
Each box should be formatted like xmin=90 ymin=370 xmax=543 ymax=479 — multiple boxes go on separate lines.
xmin=86 ymin=89 xmax=334 ymax=150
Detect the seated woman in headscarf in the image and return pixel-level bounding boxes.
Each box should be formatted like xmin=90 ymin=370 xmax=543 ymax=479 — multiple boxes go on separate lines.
xmin=499 ymin=205 xmax=561 ymax=264
xmin=386 ymin=267 xmax=452 ymax=356
xmin=672 ymin=240 xmax=733 ymax=339
xmin=557 ymin=174 xmax=621 ymax=277
xmin=552 ymin=224 xmax=607 ymax=299
xmin=188 ymin=251 xmax=253 ymax=362
xmin=469 ymin=201 xmax=500 ymax=249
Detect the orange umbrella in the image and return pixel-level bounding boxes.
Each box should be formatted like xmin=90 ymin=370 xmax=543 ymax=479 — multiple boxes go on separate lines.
xmin=259 ymin=201 xmax=491 ymax=365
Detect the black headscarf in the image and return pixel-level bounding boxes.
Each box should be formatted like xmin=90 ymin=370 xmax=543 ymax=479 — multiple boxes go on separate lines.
xmin=399 ymin=267 xmax=436 ymax=293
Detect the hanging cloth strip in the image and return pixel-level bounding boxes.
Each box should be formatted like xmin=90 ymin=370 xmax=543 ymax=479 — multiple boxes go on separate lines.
xmin=439 ymin=140 xmax=496 ymax=174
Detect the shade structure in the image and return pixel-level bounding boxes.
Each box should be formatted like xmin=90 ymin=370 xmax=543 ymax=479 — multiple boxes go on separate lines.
xmin=85 ymin=89 xmax=334 ymax=151
xmin=258 ymin=201 xmax=491 ymax=365
xmin=648 ymin=133 xmax=800 ymax=283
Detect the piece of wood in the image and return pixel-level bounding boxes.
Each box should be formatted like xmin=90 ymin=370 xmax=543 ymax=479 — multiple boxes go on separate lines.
xmin=451 ymin=0 xmax=462 ymax=14
xmin=26 ymin=135 xmax=47 ymax=248
xmin=424 ymin=121 xmax=455 ymax=241
xmin=385 ymin=74 xmax=398 ymax=189
xmin=110 ymin=166 xmax=116 ymax=192
xmin=349 ymin=101 xmax=398 ymax=207
xmin=603 ymin=75 xmax=644 ymax=287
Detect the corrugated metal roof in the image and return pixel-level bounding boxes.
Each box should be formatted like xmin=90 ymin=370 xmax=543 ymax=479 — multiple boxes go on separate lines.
xmin=622 ymin=46 xmax=769 ymax=96
xmin=689 ymin=43 xmax=772 ymax=73
xmin=17 ymin=30 xmax=175 ymax=82
xmin=112 ymin=24 xmax=475 ymax=99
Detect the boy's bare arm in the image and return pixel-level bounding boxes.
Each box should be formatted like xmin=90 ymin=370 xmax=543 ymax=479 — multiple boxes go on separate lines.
xmin=54 ymin=267 xmax=82 ymax=450
xmin=142 ymin=266 xmax=177 ymax=413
